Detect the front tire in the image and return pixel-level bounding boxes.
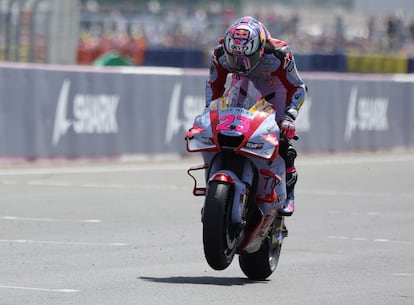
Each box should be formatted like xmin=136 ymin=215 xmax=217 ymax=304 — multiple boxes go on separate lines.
xmin=202 ymin=181 xmax=237 ymax=270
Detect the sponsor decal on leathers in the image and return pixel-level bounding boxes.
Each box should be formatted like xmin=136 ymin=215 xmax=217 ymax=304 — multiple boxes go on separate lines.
xmin=345 ymin=86 xmax=389 ymax=140
xmin=165 ymin=82 xmax=204 ymax=144
xmin=53 ymin=80 xmax=119 ymax=146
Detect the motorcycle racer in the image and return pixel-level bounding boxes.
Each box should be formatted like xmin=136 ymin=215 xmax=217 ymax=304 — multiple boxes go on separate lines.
xmin=205 ymin=16 xmax=307 ymax=216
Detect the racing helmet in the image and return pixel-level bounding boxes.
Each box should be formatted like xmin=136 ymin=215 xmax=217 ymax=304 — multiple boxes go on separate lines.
xmin=223 ymin=16 xmax=268 ymax=75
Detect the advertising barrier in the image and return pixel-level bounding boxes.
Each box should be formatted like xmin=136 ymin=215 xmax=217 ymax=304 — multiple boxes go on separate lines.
xmin=0 ymin=63 xmax=413 ymax=160
xmin=295 ymin=73 xmax=414 ymax=152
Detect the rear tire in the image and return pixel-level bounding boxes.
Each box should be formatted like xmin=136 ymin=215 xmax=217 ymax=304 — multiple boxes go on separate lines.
xmin=202 ymin=181 xmax=237 ymax=270
xmin=239 ymin=236 xmax=282 ymax=280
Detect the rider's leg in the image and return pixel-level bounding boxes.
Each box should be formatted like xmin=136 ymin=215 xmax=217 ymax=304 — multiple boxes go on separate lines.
xmin=278 ymin=141 xmax=298 ymax=216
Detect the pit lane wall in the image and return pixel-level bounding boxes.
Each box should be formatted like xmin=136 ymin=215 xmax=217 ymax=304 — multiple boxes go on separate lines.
xmin=0 ymin=62 xmax=413 ymax=160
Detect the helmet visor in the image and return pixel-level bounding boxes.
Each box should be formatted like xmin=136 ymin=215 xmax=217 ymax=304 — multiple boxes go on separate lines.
xmin=225 ymin=51 xmax=261 ymax=74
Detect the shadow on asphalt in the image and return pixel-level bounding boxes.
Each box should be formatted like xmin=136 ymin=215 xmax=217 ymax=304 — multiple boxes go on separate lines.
xmin=139 ymin=276 xmax=267 ymax=286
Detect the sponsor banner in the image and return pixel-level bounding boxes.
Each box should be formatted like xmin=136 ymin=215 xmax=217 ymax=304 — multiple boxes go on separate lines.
xmin=0 ymin=66 xmax=206 ymax=158
xmin=296 ymin=76 xmax=414 ymax=152
xmin=0 ymin=65 xmax=413 ymax=159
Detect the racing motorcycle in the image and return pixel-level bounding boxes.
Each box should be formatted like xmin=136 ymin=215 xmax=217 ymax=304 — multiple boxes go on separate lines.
xmin=185 ymin=79 xmax=288 ymax=280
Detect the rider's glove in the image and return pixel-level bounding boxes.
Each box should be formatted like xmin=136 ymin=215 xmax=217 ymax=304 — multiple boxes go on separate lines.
xmin=280 ymin=118 xmax=296 ymax=140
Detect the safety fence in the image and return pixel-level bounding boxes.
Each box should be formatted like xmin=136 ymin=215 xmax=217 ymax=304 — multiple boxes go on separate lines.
xmin=140 ymin=49 xmax=414 ymax=74
xmin=0 ymin=62 xmax=413 ymax=161
xmin=0 ymin=0 xmax=79 ymax=65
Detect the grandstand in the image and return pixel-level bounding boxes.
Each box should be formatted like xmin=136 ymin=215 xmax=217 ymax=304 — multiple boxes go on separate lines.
xmin=1 ymin=0 xmax=414 ymax=71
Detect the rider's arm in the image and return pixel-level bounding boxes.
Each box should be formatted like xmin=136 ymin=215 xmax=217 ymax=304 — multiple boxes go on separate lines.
xmin=205 ymin=45 xmax=229 ymax=107
xmin=268 ymin=39 xmax=307 ymax=121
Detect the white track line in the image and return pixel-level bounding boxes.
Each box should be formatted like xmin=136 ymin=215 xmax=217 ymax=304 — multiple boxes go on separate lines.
xmin=0 ymin=239 xmax=128 ymax=246
xmin=0 ymin=179 xmax=187 ymax=190
xmin=328 ymin=236 xmax=414 ymax=245
xmin=2 ymin=180 xmax=413 ymax=199
xmin=0 ymin=152 xmax=413 ymax=177
xmin=0 ymin=285 xmax=80 ymax=293
xmin=392 ymin=273 xmax=414 ymax=277
xmin=298 ymin=189 xmax=414 ymax=198
xmin=0 ymin=164 xmax=188 ymax=176
xmin=1 ymin=216 xmax=101 ymax=223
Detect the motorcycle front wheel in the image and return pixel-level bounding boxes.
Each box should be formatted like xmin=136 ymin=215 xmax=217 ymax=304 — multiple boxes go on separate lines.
xmin=202 ymin=181 xmax=237 ymax=270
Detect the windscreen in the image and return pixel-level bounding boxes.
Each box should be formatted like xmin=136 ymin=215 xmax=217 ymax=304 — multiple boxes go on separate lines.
xmin=225 ymin=78 xmax=263 ymax=109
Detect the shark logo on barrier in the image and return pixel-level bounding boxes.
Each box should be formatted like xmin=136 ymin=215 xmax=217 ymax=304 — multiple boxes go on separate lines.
xmin=52 ymin=79 xmax=120 ymax=146
xmin=53 ymin=80 xmax=72 ymax=146
xmin=165 ymin=82 xmax=205 ymax=144
xmin=345 ymin=86 xmax=389 ymax=140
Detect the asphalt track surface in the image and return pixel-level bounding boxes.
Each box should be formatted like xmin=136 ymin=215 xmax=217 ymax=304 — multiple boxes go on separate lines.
xmin=1 ymin=151 xmax=413 ymax=305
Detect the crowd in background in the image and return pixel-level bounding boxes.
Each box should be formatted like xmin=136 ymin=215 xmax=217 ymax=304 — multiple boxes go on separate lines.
xmin=76 ymin=3 xmax=414 ymax=65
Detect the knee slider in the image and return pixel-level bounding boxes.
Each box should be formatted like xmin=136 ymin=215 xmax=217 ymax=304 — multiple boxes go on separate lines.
xmin=280 ymin=143 xmax=297 ymax=168
xmin=286 ymin=169 xmax=298 ymax=189
xmin=286 ymin=145 xmax=297 ymax=162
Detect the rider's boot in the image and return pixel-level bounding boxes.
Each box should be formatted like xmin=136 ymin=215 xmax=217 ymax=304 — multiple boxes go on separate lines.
xmin=278 ymin=166 xmax=298 ymax=216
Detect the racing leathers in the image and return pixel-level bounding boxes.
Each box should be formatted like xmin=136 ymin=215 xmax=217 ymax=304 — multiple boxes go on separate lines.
xmin=205 ymin=37 xmax=307 ymax=216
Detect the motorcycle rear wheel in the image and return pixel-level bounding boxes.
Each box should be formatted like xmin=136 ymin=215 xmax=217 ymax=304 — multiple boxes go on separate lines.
xmin=239 ymin=236 xmax=282 ymax=280
xmin=202 ymin=181 xmax=237 ymax=270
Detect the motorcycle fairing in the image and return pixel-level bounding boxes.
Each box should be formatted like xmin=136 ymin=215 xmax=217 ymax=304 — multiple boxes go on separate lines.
xmin=186 ymin=98 xmax=280 ymax=160
xmin=186 ymin=108 xmax=218 ymax=152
